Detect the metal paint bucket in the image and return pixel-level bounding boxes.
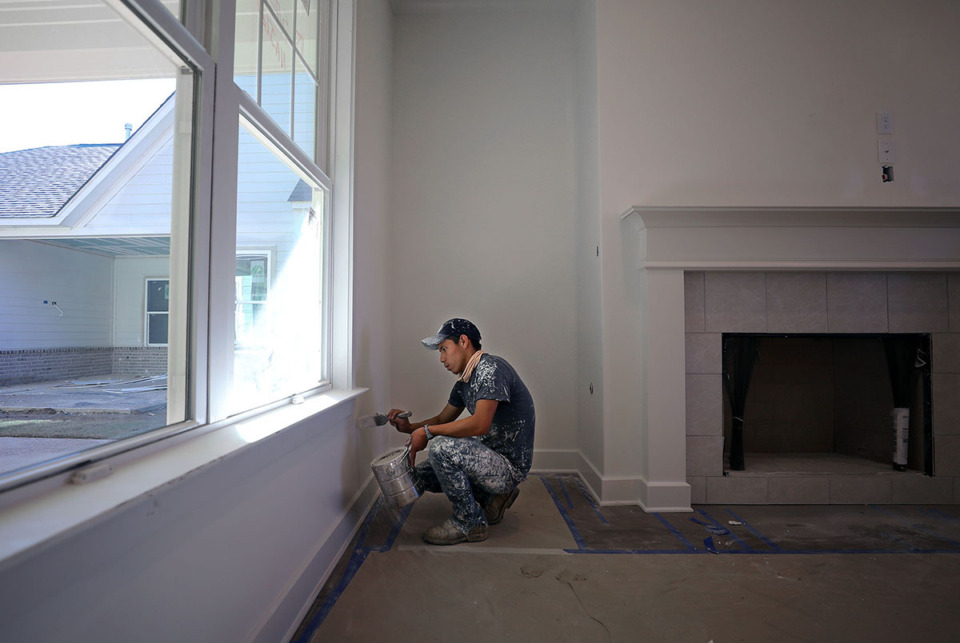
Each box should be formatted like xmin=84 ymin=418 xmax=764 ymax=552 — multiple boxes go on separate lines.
xmin=371 ymin=446 xmax=423 ymax=509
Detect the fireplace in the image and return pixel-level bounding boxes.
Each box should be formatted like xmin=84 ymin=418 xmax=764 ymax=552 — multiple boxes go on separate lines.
xmin=721 ymin=333 xmax=932 ymax=475
xmin=620 ymin=207 xmax=960 ymax=509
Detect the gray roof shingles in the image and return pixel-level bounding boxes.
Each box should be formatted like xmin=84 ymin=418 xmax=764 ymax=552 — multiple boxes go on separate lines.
xmin=0 ymin=144 xmax=120 ymax=218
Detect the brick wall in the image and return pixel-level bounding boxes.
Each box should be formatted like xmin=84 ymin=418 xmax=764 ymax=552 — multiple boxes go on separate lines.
xmin=0 ymin=348 xmax=113 ymax=386
xmin=0 ymin=347 xmax=167 ymax=386
xmin=112 ymin=347 xmax=168 ymax=377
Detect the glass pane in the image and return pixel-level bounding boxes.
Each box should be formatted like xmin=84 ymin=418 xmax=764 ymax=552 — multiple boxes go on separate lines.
xmin=296 ymin=0 xmax=320 ymax=76
xmin=234 ymin=0 xmax=261 ymax=97
xmin=147 ymin=280 xmax=170 ymax=312
xmin=0 ymin=0 xmax=193 ymax=479
xmin=261 ymin=7 xmax=294 ymax=136
xmin=148 ymin=314 xmax=169 ymax=345
xmin=235 ymin=303 xmax=267 ymax=347
xmin=236 ymin=255 xmax=269 ymax=301
xmin=293 ymin=58 xmax=317 ymax=159
xmin=232 ymin=122 xmax=323 ymax=412
xmin=269 ymin=0 xmax=296 ymax=40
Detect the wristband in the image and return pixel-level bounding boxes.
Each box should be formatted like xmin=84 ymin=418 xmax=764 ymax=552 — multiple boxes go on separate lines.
xmin=423 ymin=425 xmax=434 ymax=440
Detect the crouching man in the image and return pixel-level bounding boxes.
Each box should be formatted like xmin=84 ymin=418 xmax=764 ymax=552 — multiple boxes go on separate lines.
xmin=388 ymin=318 xmax=535 ymax=545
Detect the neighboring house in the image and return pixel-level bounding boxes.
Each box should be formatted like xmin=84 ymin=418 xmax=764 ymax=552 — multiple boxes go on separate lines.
xmin=0 ymin=95 xmax=316 ymax=387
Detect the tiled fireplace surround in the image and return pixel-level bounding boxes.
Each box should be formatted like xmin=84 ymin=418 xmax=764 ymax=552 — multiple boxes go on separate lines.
xmin=621 ymin=207 xmax=960 ymax=508
xmin=684 ymin=270 xmax=960 ymax=504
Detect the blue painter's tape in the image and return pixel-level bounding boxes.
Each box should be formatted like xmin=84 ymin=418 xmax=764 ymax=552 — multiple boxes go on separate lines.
xmin=697 ymin=508 xmax=753 ymax=552
xmin=572 ymin=476 xmax=608 ymax=525
xmin=724 ymin=508 xmax=782 ymax=553
xmin=540 ymin=475 xmax=588 ymax=550
xmin=869 ymin=504 xmax=960 ymax=550
xmin=653 ymin=513 xmax=698 ymax=551
xmin=378 ymin=503 xmax=414 ymax=553
xmin=291 ymin=501 xmax=383 ymax=642
xmin=920 ymin=508 xmax=960 ymax=523
xmin=558 ymin=477 xmax=575 ymax=509
xmin=565 ymin=548 xmax=709 ymax=555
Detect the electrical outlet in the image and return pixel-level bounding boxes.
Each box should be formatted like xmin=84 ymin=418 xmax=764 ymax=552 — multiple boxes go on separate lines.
xmin=877 ymin=112 xmax=894 ymax=135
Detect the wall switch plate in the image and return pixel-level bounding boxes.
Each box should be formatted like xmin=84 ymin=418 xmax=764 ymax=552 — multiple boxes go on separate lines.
xmin=877 ymin=112 xmax=894 ymax=135
xmin=878 ymin=140 xmax=895 ymax=163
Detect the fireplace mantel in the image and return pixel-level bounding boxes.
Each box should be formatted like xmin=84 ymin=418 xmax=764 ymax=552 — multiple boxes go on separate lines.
xmin=621 ymin=207 xmax=960 ymax=270
xmin=616 ymin=206 xmax=960 ymax=511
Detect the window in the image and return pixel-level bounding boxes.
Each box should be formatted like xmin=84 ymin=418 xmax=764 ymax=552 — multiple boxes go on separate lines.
xmin=230 ymin=119 xmax=327 ymax=413
xmin=0 ymin=0 xmax=203 ymax=483
xmin=234 ymin=0 xmax=329 ymax=167
xmin=145 ymin=279 xmax=170 ymax=346
xmin=235 ymin=252 xmax=271 ymax=346
xmin=0 ymin=0 xmax=343 ymax=492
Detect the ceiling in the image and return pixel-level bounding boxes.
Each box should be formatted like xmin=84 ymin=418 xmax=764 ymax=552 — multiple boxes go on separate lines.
xmin=36 ymin=236 xmax=170 ymax=257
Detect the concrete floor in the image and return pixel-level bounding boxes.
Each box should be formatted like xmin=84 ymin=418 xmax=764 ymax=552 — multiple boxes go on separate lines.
xmin=294 ymin=473 xmax=960 ymax=643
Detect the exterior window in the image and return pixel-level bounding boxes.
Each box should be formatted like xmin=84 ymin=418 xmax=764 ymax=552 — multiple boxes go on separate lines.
xmin=0 ymin=0 xmax=338 ymax=490
xmin=235 ymin=253 xmax=270 ymax=346
xmin=145 ymin=279 xmax=170 ymax=346
xmin=0 ymin=0 xmax=198 ymax=482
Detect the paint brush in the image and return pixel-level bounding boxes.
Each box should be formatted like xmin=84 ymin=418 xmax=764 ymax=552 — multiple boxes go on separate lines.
xmin=358 ymin=410 xmax=412 ymax=429
xmin=372 ymin=410 xmax=411 ymax=425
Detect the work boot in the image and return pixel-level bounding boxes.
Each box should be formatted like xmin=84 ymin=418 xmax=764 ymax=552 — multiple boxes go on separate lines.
xmin=423 ymin=518 xmax=487 ymax=545
xmin=483 ymin=487 xmax=520 ymax=525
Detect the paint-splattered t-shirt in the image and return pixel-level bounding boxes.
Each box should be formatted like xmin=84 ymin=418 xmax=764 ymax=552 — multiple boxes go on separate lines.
xmin=448 ymin=353 xmax=536 ymax=476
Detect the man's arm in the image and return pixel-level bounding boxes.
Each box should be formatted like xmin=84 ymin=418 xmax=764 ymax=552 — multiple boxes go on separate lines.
xmin=404 ymin=399 xmax=498 ymax=465
xmin=388 ymin=404 xmax=463 ymax=434
xmin=423 ymin=399 xmax=498 ymax=439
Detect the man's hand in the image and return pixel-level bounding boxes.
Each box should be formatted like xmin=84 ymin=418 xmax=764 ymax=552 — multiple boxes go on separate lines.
xmin=387 ymin=408 xmax=413 ymax=434
xmin=408 ymin=427 xmax=428 ymax=467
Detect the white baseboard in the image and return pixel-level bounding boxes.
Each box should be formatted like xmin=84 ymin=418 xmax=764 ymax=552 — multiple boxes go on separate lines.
xmin=534 ymin=448 xmax=692 ymax=511
xmin=252 ymin=476 xmax=380 ymax=643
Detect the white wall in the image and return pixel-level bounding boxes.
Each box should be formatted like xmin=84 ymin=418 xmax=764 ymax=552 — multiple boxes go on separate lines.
xmin=573 ymin=0 xmax=604 ymax=481
xmin=389 ymin=5 xmax=581 ymax=463
xmin=0 ymin=403 xmax=369 ymax=642
xmin=594 ymin=0 xmax=960 ymax=497
xmin=0 ymin=240 xmax=113 ymax=350
xmin=353 ymin=0 xmax=400 ymax=470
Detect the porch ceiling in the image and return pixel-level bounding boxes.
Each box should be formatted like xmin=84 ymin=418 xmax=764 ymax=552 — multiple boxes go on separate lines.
xmin=0 ymin=0 xmax=181 ymax=83
xmin=36 ymin=236 xmax=169 ymax=257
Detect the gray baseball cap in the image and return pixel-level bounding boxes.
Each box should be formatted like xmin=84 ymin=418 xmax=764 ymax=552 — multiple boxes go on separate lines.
xmin=421 ymin=318 xmax=481 ymax=350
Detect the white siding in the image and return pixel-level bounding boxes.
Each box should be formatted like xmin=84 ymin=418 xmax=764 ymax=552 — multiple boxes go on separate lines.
xmin=0 ymin=240 xmax=113 ymax=350
xmin=113 ymin=256 xmax=170 ymax=347
xmin=82 ymin=141 xmax=174 ymax=235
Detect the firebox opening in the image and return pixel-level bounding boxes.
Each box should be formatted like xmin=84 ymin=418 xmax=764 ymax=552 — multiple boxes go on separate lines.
xmin=722 ymin=333 xmax=932 ymax=475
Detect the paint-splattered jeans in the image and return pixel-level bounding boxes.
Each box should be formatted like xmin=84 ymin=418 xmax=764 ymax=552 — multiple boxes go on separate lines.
xmin=415 ymin=436 xmax=524 ymax=533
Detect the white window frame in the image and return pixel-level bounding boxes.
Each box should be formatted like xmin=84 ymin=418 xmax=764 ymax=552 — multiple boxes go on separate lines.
xmin=144 ymin=277 xmax=171 ymax=347
xmin=0 ymin=0 xmax=357 ymax=565
xmin=0 ymin=0 xmax=213 ymax=491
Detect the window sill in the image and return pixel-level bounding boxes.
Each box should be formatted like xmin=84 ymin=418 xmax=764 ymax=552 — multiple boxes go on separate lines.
xmin=0 ymin=387 xmax=366 ymax=570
